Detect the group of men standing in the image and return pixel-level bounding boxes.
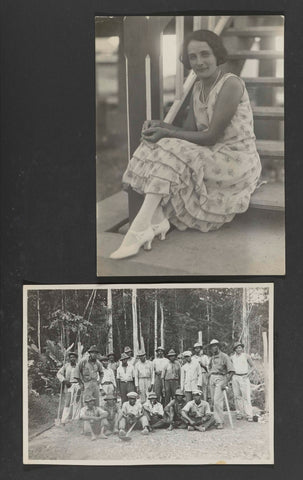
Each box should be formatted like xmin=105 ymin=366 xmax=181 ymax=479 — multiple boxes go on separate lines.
xmin=56 ymin=338 xmax=255 ymax=440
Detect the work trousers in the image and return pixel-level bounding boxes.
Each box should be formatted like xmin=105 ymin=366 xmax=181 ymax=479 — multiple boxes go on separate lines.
xmin=144 ymin=411 xmax=167 ymax=429
xmin=119 ymin=415 xmax=148 ymax=431
xmin=120 ymin=381 xmax=135 ymax=404
xmin=83 ymin=412 xmax=108 ymax=436
xmin=83 ymin=380 xmax=100 ymax=406
xmin=164 ymin=379 xmax=179 ymax=405
xmin=209 ymin=375 xmax=225 ymax=424
xmin=154 ymin=374 xmax=163 ymax=402
xmin=232 ymin=375 xmax=253 ymax=418
xmin=100 ymin=382 xmax=115 ymax=396
xmin=186 ymin=414 xmax=216 ymax=430
xmin=103 ymin=413 xmax=119 ymax=432
xmin=61 ymin=383 xmax=81 ymax=424
xmin=201 ymin=372 xmax=208 ymax=401
xmin=137 ymin=377 xmax=152 ymax=404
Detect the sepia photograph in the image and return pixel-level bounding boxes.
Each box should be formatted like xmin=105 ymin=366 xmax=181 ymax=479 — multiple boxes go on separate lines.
xmin=23 ymin=283 xmax=273 ymax=465
xmin=96 ymin=15 xmax=285 ymax=276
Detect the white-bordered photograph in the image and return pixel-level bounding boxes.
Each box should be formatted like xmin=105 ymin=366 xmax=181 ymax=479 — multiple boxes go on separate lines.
xmin=23 ymin=283 xmax=273 ymax=465
xmin=96 ymin=15 xmax=285 ymax=276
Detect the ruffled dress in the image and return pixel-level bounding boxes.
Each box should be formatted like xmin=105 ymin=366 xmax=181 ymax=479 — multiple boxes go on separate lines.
xmin=122 ymin=73 xmax=261 ymax=232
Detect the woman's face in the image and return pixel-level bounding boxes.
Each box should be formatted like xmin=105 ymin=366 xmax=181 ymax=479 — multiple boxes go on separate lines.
xmin=187 ymin=40 xmax=218 ymax=80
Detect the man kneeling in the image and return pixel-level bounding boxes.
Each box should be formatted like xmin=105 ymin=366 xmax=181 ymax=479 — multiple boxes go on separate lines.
xmin=80 ymin=394 xmax=109 ymax=441
xmin=164 ymin=388 xmax=187 ymax=430
xmin=181 ymin=390 xmax=216 ymax=432
xmin=102 ymin=394 xmax=120 ymax=435
xmin=119 ymin=392 xmax=149 ymax=436
xmin=143 ymin=392 xmax=166 ymax=431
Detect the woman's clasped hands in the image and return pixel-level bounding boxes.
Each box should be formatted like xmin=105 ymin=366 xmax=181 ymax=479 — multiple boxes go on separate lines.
xmin=141 ymin=119 xmax=171 ymax=143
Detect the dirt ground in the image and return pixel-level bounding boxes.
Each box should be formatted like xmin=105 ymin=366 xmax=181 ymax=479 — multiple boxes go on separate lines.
xmin=27 ymin=413 xmax=271 ymax=464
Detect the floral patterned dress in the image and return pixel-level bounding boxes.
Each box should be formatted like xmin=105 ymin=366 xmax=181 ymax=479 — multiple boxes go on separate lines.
xmin=122 ymin=73 xmax=261 ymax=232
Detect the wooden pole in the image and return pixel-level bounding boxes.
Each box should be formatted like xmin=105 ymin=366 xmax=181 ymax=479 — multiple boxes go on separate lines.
xmin=107 ymin=289 xmax=113 ymax=354
xmin=262 ymin=331 xmax=269 ymax=412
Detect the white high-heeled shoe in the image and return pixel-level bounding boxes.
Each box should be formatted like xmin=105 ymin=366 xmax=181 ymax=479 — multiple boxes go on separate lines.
xmin=110 ymin=226 xmax=155 ymax=260
xmin=152 ymin=218 xmax=170 ymax=240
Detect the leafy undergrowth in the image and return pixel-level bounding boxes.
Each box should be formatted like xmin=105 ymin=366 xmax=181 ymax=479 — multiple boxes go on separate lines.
xmin=28 ymin=394 xmax=59 ymax=436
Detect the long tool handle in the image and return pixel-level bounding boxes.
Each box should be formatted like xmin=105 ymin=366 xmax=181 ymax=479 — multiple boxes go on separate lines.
xmin=223 ymin=389 xmax=233 ymax=429
xmin=126 ymin=415 xmax=143 ymax=436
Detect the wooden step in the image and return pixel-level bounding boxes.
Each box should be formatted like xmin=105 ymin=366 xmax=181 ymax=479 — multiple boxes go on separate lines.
xmin=256 ymin=140 xmax=284 ymax=159
xmin=252 ymin=106 xmax=284 ymax=120
xmin=228 ymin=50 xmax=283 ymax=60
xmin=224 ymin=26 xmax=284 ymax=37
xmin=250 ymin=181 xmax=284 ymax=211
xmin=243 ymin=76 xmax=284 ymax=86
xmin=97 ymin=208 xmax=285 ymax=276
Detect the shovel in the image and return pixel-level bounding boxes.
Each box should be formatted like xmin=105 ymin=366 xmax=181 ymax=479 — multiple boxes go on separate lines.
xmin=223 ymin=389 xmax=234 ymax=429
xmin=119 ymin=416 xmax=143 ymax=442
xmin=55 ymin=343 xmax=74 ymax=427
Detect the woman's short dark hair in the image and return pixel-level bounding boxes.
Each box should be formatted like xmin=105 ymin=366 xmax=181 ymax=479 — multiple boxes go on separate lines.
xmin=180 ymin=29 xmax=228 ymax=69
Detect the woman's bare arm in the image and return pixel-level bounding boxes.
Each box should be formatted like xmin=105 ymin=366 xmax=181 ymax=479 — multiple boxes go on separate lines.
xmin=142 ymin=77 xmax=243 ymax=145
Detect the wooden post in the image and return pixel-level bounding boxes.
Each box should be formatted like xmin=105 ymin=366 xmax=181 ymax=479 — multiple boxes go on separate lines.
xmin=107 ymin=289 xmax=113 ymax=354
xmin=262 ymin=331 xmax=269 ymax=412
xmin=123 ymin=16 xmax=172 ymax=222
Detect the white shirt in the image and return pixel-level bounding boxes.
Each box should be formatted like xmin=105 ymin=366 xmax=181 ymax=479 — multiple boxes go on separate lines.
xmin=181 ymin=361 xmax=202 ymax=392
xmin=116 ymin=364 xmax=135 ymax=382
xmin=101 ymin=366 xmax=116 ymax=387
xmin=152 ymin=357 xmax=169 ymax=383
xmin=134 ymin=360 xmax=153 ymax=386
xmin=143 ymin=400 xmax=164 ymax=416
xmin=231 ymin=352 xmax=251 ymax=374
xmin=121 ymin=401 xmax=143 ymax=417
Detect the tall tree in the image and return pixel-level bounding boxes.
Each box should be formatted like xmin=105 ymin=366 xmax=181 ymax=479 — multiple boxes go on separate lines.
xmin=107 ymin=288 xmax=113 ymax=353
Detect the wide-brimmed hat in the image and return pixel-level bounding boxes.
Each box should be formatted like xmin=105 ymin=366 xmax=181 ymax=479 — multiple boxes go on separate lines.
xmin=192 ymin=389 xmax=202 ymax=396
xmin=100 ymin=355 xmax=108 ymax=361
xmin=124 ymin=346 xmax=132 ymax=353
xmin=104 ymin=394 xmax=117 ymax=401
xmin=84 ymin=394 xmax=96 ymax=403
xmin=127 ymin=392 xmax=138 ymax=399
xmin=193 ymin=342 xmax=202 ymax=348
xmin=88 ymin=345 xmax=99 ymax=353
xmin=68 ymin=351 xmax=78 ymax=357
xmin=148 ymin=392 xmax=157 ymax=399
xmin=209 ymin=339 xmax=220 ymax=347
xmin=120 ymin=353 xmax=129 ymax=361
xmin=107 ymin=352 xmax=115 ymax=357
xmin=156 ymin=346 xmax=165 ymax=352
xmin=233 ymin=341 xmax=244 ymax=350
xmin=183 ymin=351 xmax=192 ymax=357
xmin=175 ymin=389 xmax=185 ymax=397
xmin=137 ymin=349 xmax=146 ymax=357
xmin=167 ymin=349 xmax=177 ymax=357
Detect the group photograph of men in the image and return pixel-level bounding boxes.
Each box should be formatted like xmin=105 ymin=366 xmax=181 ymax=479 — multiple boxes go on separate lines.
xmin=24 ymin=285 xmax=273 ymax=464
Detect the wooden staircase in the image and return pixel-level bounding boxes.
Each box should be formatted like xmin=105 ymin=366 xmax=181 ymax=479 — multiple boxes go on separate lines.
xmin=97 ymin=15 xmax=285 ymax=276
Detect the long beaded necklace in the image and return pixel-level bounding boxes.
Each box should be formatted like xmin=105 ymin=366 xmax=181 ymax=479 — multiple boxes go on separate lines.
xmin=200 ymin=70 xmax=222 ymax=107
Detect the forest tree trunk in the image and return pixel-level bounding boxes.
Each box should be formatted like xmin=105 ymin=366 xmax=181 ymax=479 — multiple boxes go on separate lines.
xmin=107 ymin=289 xmax=113 ymax=353
xmin=132 ymin=289 xmax=139 ymax=356
xmin=37 ymin=291 xmax=41 ymax=353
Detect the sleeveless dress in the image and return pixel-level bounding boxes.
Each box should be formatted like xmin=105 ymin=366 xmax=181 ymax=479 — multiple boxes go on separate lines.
xmin=122 ymin=73 xmax=262 ymax=232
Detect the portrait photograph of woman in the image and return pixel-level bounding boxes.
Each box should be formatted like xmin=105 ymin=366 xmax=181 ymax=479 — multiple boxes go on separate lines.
xmin=96 ymin=15 xmax=284 ymax=276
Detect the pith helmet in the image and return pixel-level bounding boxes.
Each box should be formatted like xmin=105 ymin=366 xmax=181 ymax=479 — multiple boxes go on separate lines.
xmin=124 ymin=346 xmax=132 ymax=353
xmin=120 ymin=353 xmax=129 ymax=361
xmin=175 ymin=389 xmax=185 ymax=397
xmin=167 ymin=349 xmax=177 ymax=357
xmin=68 ymin=351 xmax=78 ymax=357
xmin=156 ymin=346 xmax=165 ymax=351
xmin=192 ymin=389 xmax=202 ymax=396
xmin=137 ymin=349 xmax=146 ymax=357
xmin=193 ymin=342 xmax=202 ymax=348
xmin=88 ymin=345 xmax=99 ymax=353
xmin=183 ymin=351 xmax=192 ymax=357
xmin=209 ymin=339 xmax=220 ymax=346
xmin=233 ymin=341 xmax=244 ymax=350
